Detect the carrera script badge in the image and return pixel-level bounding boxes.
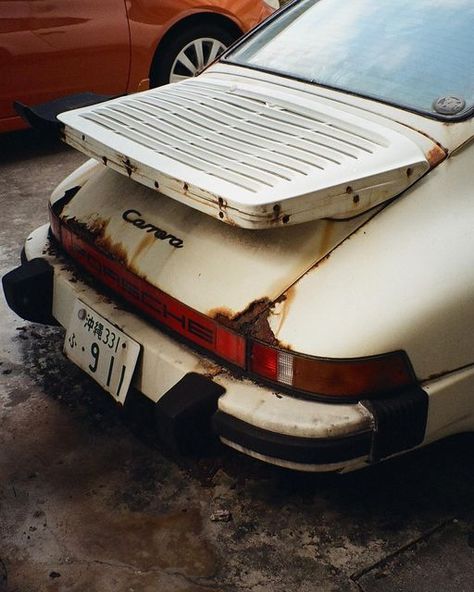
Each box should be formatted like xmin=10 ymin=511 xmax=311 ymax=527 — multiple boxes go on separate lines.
xmin=122 ymin=209 xmax=183 ymax=248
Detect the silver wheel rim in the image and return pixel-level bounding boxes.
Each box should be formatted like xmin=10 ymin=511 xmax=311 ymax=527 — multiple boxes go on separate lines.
xmin=169 ymin=37 xmax=227 ymax=83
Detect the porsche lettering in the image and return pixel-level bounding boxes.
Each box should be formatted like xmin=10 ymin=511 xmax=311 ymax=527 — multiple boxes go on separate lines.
xmin=70 ymin=237 xmax=214 ymax=345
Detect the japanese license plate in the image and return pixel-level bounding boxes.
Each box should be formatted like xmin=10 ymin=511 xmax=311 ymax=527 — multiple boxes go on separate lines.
xmin=64 ymin=300 xmax=141 ymax=404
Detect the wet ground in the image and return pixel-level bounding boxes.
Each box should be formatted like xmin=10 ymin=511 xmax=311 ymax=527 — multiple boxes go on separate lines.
xmin=1 ymin=130 xmax=473 ymax=592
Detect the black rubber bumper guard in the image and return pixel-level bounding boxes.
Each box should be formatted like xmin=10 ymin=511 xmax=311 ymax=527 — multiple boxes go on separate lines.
xmin=2 ymin=257 xmax=57 ymax=325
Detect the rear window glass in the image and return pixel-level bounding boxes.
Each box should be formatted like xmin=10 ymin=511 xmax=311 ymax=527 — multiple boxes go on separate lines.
xmin=227 ymin=0 xmax=474 ymax=119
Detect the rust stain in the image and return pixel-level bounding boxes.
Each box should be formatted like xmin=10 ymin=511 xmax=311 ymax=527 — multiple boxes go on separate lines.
xmin=252 ymin=313 xmax=279 ymax=345
xmin=214 ymin=197 xmax=240 ymax=226
xmin=197 ymin=357 xmax=223 ymax=379
xmin=268 ymin=209 xmax=291 ymax=226
xmin=426 ymin=144 xmax=447 ymax=168
xmin=221 ymin=213 xmax=239 ymax=226
xmin=272 ymin=203 xmax=281 ymax=222
xmin=210 ymin=305 xmax=236 ymax=321
xmin=274 ymin=285 xmax=296 ymax=332
xmin=130 ymin=231 xmax=156 ymax=266
xmin=128 ymin=262 xmax=148 ymax=280
xmin=312 ymin=251 xmax=332 ymax=270
xmin=88 ymin=217 xmax=109 ymax=236
xmin=64 ymin=215 xmax=131 ymax=265
xmin=319 ymin=221 xmax=336 ymax=256
xmin=64 ymin=216 xmax=109 ymax=241
xmin=210 ymin=297 xmax=287 ymax=345
xmin=210 ymin=298 xmax=270 ymax=327
xmin=121 ymin=156 xmax=137 ymax=177
xmin=95 ymin=235 xmax=128 ymax=265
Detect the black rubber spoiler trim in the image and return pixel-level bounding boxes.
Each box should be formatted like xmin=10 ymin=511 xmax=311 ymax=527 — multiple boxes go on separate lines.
xmin=14 ymin=93 xmax=114 ymax=136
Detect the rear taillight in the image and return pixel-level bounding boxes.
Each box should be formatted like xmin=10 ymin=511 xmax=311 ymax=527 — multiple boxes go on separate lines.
xmin=49 ymin=205 xmax=416 ymax=401
xmin=216 ymin=326 xmax=246 ymax=368
xmin=250 ymin=341 xmax=414 ymax=399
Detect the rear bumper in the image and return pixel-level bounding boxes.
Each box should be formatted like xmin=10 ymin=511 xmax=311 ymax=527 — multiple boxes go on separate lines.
xmin=214 ymin=411 xmax=372 ymax=469
xmin=3 ymin=224 xmax=430 ymax=472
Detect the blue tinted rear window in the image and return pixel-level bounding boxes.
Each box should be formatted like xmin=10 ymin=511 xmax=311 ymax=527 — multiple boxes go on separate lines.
xmin=227 ymin=0 xmax=474 ymax=118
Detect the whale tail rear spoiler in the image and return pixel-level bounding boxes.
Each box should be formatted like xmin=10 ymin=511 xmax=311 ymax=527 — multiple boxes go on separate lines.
xmin=16 ymin=76 xmax=445 ymax=229
xmin=56 ymin=76 xmax=442 ymax=229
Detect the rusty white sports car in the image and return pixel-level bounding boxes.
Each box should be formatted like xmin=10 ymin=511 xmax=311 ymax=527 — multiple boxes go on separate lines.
xmin=4 ymin=0 xmax=474 ymax=472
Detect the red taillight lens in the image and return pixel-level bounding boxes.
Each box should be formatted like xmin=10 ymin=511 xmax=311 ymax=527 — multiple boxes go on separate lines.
xmin=250 ymin=341 xmax=414 ymax=400
xmin=250 ymin=341 xmax=278 ymax=380
xmin=216 ymin=326 xmax=246 ymax=368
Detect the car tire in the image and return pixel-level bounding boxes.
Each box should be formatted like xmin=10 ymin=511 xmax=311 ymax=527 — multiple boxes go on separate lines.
xmin=150 ymin=22 xmax=239 ymax=87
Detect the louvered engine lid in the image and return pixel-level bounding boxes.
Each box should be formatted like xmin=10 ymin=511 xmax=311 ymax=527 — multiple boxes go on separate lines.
xmin=58 ymin=73 xmax=431 ymax=229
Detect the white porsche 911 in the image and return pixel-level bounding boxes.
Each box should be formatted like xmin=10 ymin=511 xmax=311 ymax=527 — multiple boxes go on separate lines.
xmin=4 ymin=0 xmax=474 ymax=472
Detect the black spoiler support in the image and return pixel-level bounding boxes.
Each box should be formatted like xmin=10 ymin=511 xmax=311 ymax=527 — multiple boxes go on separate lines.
xmin=14 ymin=93 xmax=114 ymax=136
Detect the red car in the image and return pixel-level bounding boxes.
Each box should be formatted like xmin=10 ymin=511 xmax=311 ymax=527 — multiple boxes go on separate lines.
xmin=0 ymin=0 xmax=277 ymax=132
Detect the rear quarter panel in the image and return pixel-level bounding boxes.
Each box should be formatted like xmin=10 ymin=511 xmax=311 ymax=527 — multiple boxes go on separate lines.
xmin=270 ymin=143 xmax=474 ymax=381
